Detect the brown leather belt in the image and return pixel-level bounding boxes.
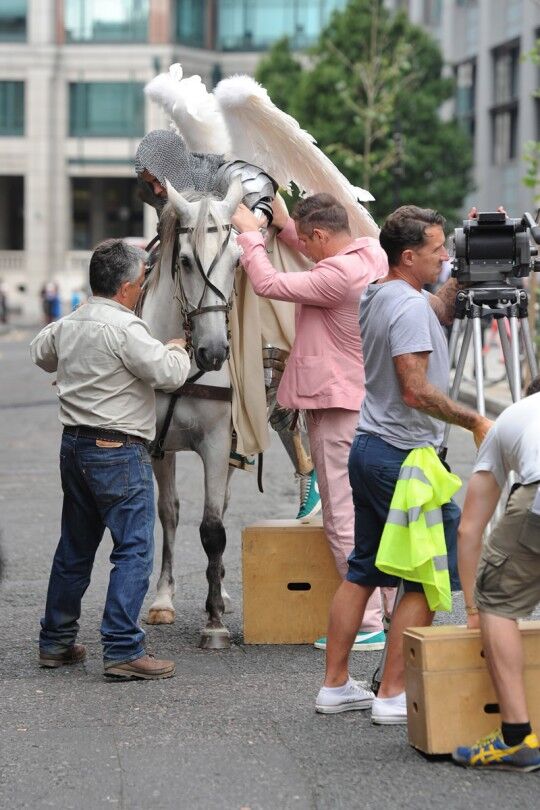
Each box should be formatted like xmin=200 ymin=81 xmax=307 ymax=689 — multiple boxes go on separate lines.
xmin=63 ymin=425 xmax=149 ymax=448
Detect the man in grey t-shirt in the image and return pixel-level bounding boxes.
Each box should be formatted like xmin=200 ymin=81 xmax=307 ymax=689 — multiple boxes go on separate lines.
xmin=452 ymin=383 xmax=540 ymax=770
xmin=315 ymin=205 xmax=491 ymax=720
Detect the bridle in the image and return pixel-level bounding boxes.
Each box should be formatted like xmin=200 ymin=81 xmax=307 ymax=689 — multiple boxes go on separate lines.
xmin=172 ymin=223 xmax=234 ymax=356
xmin=148 ymin=220 xmax=236 ymax=460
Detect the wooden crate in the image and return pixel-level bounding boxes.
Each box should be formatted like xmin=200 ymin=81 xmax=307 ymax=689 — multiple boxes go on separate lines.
xmin=242 ymin=519 xmax=341 ymax=644
xmin=404 ymin=622 xmax=540 ymax=754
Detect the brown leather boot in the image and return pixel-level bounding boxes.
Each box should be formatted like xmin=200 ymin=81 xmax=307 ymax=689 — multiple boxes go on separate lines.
xmin=39 ymin=643 xmax=87 ymax=668
xmin=104 ymin=654 xmax=175 ymax=680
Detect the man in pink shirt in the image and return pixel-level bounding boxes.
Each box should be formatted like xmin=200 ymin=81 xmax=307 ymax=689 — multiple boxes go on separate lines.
xmin=232 ymin=193 xmax=391 ymax=652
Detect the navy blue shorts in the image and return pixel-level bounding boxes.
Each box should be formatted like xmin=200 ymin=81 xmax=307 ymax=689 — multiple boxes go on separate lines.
xmin=346 ymin=433 xmax=461 ymax=592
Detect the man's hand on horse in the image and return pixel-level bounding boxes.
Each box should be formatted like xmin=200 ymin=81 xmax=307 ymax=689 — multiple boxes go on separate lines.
xmin=166 ymin=338 xmax=187 ymax=349
xmin=232 ymin=204 xmax=261 ymax=234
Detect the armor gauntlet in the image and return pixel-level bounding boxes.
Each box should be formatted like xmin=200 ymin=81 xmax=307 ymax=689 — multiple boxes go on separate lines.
xmin=214 ymin=160 xmax=277 ymax=223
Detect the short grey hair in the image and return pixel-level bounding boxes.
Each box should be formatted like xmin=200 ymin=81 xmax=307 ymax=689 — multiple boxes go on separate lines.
xmin=89 ymin=239 xmax=147 ymax=297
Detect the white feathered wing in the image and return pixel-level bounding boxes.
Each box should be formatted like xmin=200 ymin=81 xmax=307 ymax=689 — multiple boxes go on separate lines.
xmin=214 ymin=74 xmax=378 ymax=238
xmin=144 ymin=64 xmax=231 ymax=155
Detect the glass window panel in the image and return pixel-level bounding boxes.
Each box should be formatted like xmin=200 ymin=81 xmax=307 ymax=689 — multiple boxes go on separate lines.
xmin=0 ymin=0 xmax=27 ymax=41
xmin=493 ymin=45 xmax=519 ymax=104
xmin=69 ymin=82 xmax=144 ymax=137
xmin=0 ymin=81 xmax=24 ymax=136
xmin=176 ymin=0 xmax=206 ymax=47
xmin=492 ymin=109 xmax=517 ymax=165
xmin=71 ymin=178 xmax=144 ymax=249
xmin=0 ymin=176 xmax=24 ymax=249
xmin=64 ymin=0 xmax=148 ymax=43
xmin=216 ymin=0 xmax=347 ymax=51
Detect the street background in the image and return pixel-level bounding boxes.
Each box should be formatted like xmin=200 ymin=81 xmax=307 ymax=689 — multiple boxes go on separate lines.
xmin=1 ymin=322 xmax=538 ymax=809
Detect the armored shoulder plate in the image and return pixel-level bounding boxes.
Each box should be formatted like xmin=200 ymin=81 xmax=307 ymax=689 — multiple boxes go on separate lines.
xmin=214 ymin=160 xmax=277 ymax=222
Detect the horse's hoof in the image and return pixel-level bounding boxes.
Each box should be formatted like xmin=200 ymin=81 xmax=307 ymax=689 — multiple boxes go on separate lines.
xmin=146 ymin=608 xmax=176 ymax=625
xmin=199 ymin=627 xmax=231 ymax=650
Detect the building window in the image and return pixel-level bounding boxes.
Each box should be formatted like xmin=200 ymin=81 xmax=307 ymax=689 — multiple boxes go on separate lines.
xmin=176 ymin=0 xmax=207 ymax=47
xmin=176 ymin=0 xmax=348 ymax=52
xmin=71 ymin=178 xmax=143 ymax=250
xmin=0 ymin=176 xmax=24 ymax=249
xmin=422 ymin=0 xmax=442 ymax=27
xmin=0 ymin=81 xmax=24 ymax=136
xmin=69 ymin=82 xmax=144 ymax=137
xmin=455 ymin=60 xmax=475 ymax=141
xmin=0 ymin=0 xmax=26 ymax=41
xmin=491 ymin=42 xmax=519 ymax=165
xmin=504 ymin=0 xmax=522 ymax=39
xmin=64 ymin=0 xmax=148 ymax=43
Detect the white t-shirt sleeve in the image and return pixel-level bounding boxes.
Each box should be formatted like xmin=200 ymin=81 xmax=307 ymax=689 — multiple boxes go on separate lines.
xmin=473 ymin=425 xmax=507 ymax=488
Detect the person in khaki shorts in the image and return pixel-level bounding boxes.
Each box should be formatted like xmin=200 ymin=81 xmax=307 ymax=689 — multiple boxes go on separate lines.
xmin=454 ymin=378 xmax=540 ymax=772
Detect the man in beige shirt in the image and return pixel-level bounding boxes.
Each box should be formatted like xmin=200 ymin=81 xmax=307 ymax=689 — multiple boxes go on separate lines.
xmin=31 ymin=239 xmax=190 ymax=680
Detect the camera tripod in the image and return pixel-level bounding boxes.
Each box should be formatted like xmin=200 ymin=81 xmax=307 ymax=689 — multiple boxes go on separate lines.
xmin=442 ymin=284 xmax=537 ymax=443
xmin=370 ymin=284 xmax=538 ymax=695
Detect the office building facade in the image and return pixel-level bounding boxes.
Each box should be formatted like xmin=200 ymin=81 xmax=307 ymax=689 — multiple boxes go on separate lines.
xmin=387 ymin=0 xmax=540 ymax=218
xmin=0 ymin=0 xmax=347 ymax=316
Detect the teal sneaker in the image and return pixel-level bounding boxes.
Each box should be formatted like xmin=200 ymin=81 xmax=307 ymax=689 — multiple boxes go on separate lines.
xmin=296 ymin=469 xmax=321 ymax=520
xmin=452 ymin=730 xmax=540 ymax=772
xmin=351 ymin=630 xmax=386 ymax=652
xmin=314 ymin=630 xmax=386 ymax=652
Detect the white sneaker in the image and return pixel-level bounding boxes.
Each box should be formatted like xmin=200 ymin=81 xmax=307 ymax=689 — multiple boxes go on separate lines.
xmin=315 ymin=678 xmax=374 ymax=714
xmin=371 ymin=691 xmax=407 ymax=725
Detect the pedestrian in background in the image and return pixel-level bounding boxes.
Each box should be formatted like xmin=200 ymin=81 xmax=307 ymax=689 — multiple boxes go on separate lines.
xmin=30 ymin=239 xmax=190 ymax=680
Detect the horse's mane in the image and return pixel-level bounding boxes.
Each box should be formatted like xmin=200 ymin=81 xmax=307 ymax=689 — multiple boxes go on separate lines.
xmin=150 ymin=189 xmax=227 ymax=292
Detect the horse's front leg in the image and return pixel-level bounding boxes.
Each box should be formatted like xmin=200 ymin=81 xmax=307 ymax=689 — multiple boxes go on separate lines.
xmin=146 ymin=452 xmax=178 ymax=625
xmin=197 ymin=426 xmax=231 ymax=649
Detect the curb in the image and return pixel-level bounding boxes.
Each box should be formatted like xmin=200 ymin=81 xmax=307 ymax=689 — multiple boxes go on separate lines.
xmin=458 ymin=384 xmax=510 ymax=417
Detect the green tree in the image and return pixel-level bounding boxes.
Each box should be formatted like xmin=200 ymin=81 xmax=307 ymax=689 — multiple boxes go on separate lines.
xmin=523 ymin=38 xmax=540 ymax=203
xmin=256 ymin=0 xmax=473 ymax=223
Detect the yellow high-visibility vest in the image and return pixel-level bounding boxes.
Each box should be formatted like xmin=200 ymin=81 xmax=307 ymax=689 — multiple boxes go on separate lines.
xmin=375 ymin=447 xmax=462 ymax=612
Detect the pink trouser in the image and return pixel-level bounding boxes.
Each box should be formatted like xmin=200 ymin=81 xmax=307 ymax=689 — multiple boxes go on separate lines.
xmin=306 ymin=408 xmax=395 ymax=633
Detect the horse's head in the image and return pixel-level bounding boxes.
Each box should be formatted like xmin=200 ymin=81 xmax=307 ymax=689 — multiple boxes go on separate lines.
xmin=165 ymin=179 xmax=243 ymax=372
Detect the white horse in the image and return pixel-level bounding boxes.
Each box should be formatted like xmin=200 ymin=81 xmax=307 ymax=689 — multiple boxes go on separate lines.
xmin=141 ymin=178 xmax=243 ymax=649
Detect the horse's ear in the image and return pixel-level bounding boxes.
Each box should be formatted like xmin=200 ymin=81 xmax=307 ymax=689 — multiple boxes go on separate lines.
xmin=165 ymin=179 xmax=194 ymax=224
xmin=221 ymin=177 xmax=244 ymax=220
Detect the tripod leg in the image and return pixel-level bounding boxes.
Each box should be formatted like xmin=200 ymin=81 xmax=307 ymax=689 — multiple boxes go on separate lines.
xmin=441 ymin=319 xmax=473 ymax=451
xmin=496 ymin=318 xmax=519 ymax=402
xmin=509 ymin=315 xmax=522 ymax=401
xmin=447 ymin=317 xmax=462 ymax=368
xmin=520 ymin=317 xmax=538 ymax=378
xmin=371 ymin=581 xmax=405 ymax=694
xmin=472 ymin=316 xmax=486 ymax=415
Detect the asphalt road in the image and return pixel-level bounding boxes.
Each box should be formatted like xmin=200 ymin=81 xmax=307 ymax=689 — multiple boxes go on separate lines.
xmin=0 ymin=325 xmax=538 ymax=809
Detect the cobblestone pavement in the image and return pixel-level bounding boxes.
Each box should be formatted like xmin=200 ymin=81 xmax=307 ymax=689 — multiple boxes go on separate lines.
xmin=0 ymin=325 xmax=538 ymax=809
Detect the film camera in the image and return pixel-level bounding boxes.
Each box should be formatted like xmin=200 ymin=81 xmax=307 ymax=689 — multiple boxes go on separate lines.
xmin=452 ymin=211 xmax=540 ymax=287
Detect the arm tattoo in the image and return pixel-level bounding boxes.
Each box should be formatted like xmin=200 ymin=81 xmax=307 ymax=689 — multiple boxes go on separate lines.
xmin=395 ymin=352 xmax=479 ymax=430
xmin=429 ymin=278 xmax=459 ymax=325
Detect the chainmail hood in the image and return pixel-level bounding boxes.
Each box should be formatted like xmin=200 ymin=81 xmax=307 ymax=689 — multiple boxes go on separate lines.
xmin=135 ymin=129 xmax=224 ymax=199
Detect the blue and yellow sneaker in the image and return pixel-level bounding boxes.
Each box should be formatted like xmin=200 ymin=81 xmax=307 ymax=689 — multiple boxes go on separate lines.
xmin=296 ymin=469 xmax=321 ymax=520
xmin=452 ymin=729 xmax=540 ymax=772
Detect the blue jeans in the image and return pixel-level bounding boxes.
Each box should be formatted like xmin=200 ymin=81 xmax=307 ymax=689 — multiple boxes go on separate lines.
xmin=39 ymin=432 xmax=155 ymax=664
xmin=346 ymin=433 xmax=461 ymax=591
